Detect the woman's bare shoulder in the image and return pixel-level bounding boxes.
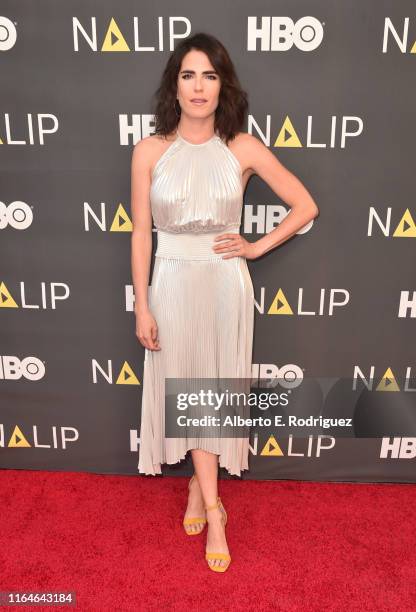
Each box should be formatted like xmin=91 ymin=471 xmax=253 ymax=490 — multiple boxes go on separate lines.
xmin=132 ymin=133 xmax=176 ymax=174
xmin=134 ymin=133 xmax=175 ymax=154
xmin=227 ymin=132 xmax=261 ymax=179
xmin=230 ymin=131 xmax=261 ymax=148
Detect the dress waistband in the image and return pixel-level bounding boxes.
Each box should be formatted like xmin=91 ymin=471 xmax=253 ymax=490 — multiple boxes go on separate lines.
xmin=155 ymin=226 xmax=240 ymax=260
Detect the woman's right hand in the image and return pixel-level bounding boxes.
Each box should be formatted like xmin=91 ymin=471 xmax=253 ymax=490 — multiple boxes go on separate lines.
xmin=135 ymin=308 xmax=161 ymax=351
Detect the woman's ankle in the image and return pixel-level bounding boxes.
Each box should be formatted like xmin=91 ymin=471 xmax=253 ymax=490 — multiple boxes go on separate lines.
xmin=206 ymin=507 xmax=224 ymax=522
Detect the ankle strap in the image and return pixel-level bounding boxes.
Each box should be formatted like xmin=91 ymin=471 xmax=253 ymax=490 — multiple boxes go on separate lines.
xmin=205 ymin=496 xmax=221 ymax=511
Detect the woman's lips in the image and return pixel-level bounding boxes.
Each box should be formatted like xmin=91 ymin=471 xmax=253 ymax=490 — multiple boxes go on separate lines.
xmin=191 ymin=99 xmax=207 ymax=104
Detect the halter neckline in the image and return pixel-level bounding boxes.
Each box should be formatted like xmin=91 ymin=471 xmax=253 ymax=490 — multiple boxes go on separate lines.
xmin=176 ymin=127 xmax=218 ymax=146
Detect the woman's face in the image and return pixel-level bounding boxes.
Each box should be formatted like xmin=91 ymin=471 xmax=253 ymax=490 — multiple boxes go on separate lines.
xmin=176 ymin=49 xmax=221 ymax=120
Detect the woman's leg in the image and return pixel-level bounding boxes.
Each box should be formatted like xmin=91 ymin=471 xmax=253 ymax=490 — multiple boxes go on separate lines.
xmin=183 ymin=465 xmax=207 ymax=534
xmin=191 ymin=449 xmax=230 ymax=570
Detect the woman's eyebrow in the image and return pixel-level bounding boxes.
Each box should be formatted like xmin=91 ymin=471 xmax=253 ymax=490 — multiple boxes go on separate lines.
xmin=179 ymin=69 xmax=218 ymax=74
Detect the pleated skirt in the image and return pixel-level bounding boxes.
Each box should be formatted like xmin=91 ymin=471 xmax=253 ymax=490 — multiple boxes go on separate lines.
xmin=138 ymin=226 xmax=255 ymax=477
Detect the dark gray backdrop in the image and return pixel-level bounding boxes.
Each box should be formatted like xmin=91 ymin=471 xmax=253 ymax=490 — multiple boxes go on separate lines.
xmin=1 ymin=1 xmax=415 ymax=482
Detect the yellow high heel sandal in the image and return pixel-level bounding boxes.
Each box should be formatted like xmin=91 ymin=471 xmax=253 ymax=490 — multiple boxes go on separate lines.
xmin=182 ymin=474 xmax=207 ymax=535
xmin=205 ymin=496 xmax=231 ymax=573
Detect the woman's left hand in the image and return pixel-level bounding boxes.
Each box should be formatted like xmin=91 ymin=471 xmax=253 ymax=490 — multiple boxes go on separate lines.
xmin=212 ymin=233 xmax=261 ymax=260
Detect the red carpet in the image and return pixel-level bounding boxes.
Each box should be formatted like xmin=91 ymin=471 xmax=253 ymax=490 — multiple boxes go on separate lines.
xmin=1 ymin=469 xmax=415 ymax=611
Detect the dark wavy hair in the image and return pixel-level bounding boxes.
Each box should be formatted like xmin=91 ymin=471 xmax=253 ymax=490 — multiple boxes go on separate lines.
xmin=152 ymin=32 xmax=248 ymax=144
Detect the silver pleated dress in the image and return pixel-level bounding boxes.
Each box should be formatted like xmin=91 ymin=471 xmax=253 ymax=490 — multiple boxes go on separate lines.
xmin=138 ymin=129 xmax=255 ymax=477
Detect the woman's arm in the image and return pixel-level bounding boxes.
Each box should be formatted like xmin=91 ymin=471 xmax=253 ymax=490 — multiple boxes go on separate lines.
xmin=240 ymin=133 xmax=320 ymax=258
xmin=130 ymin=138 xmax=153 ymax=315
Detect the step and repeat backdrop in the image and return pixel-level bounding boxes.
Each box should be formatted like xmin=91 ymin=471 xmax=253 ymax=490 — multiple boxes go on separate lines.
xmin=1 ymin=2 xmax=415 ymax=482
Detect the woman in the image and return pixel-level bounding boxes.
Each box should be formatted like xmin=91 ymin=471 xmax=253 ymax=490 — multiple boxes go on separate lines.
xmin=131 ymin=32 xmax=319 ymax=572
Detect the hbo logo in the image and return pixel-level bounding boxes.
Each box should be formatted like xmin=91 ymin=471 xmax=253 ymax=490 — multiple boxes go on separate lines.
xmin=0 ymin=17 xmax=17 ymax=51
xmin=0 ymin=201 xmax=33 ymax=229
xmin=248 ymin=16 xmax=324 ymax=51
xmin=0 ymin=356 xmax=45 ymax=381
